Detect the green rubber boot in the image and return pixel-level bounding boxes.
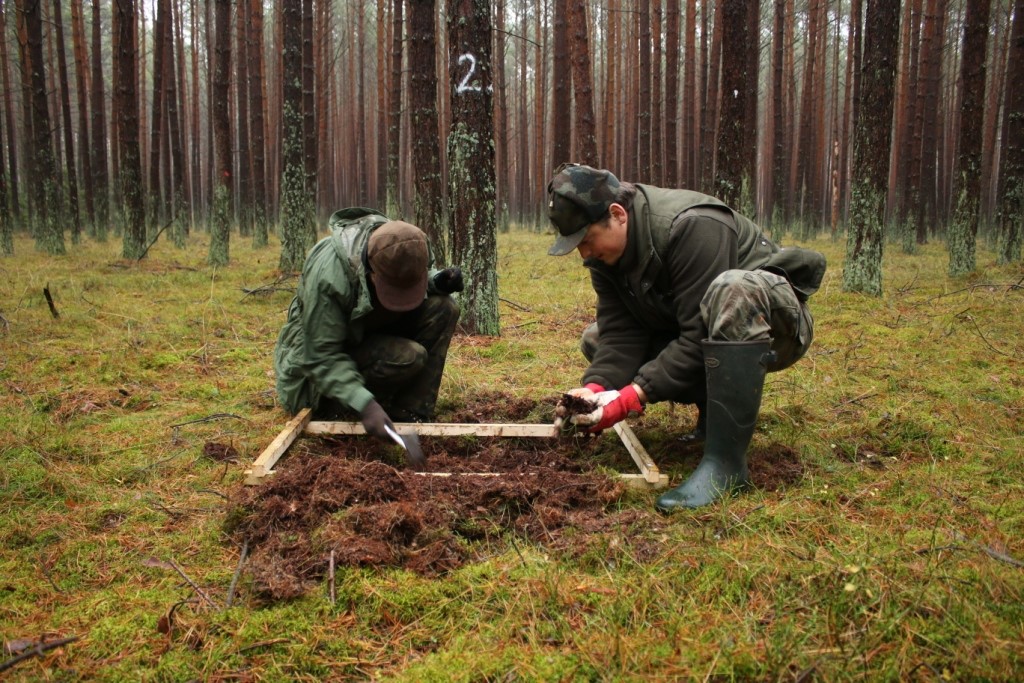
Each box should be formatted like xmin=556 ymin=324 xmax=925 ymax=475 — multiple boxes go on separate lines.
xmin=656 ymin=339 xmax=772 ymax=511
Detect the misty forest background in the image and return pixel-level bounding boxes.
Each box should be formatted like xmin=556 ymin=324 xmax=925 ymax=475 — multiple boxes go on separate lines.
xmin=0 ymin=0 xmax=1022 ymax=335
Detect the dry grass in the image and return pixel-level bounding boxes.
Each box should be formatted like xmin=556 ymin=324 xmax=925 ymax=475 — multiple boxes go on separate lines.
xmin=1 ymin=229 xmax=1022 ymax=681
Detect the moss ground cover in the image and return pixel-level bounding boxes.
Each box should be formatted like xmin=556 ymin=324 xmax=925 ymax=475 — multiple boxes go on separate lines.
xmin=1 ymin=230 xmax=1021 ymax=681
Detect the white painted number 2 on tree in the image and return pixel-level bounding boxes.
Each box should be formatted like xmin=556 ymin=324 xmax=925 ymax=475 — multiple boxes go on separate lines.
xmin=456 ymin=53 xmax=492 ymax=95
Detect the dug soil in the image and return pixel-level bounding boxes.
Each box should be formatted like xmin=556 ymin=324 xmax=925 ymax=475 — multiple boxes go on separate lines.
xmin=227 ymin=391 xmax=802 ymax=599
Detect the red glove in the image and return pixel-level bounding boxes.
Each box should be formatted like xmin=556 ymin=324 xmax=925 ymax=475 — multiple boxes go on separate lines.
xmin=573 ymin=385 xmax=644 ymax=433
xmin=583 ymin=383 xmax=605 ymax=394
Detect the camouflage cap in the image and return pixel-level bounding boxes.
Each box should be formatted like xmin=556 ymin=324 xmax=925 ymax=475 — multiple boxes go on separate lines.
xmin=547 ymin=164 xmax=621 ymax=256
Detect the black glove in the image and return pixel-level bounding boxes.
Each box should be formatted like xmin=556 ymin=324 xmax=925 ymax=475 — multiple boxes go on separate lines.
xmin=433 ymin=267 xmax=464 ymax=294
xmin=359 ymin=400 xmax=396 ymax=444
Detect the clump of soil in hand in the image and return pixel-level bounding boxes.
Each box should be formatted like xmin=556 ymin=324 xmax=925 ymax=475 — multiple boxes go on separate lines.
xmin=558 ymin=393 xmax=598 ymax=418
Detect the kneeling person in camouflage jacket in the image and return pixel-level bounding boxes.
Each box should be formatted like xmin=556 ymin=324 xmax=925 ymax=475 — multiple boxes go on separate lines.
xmin=274 ymin=208 xmax=462 ymax=447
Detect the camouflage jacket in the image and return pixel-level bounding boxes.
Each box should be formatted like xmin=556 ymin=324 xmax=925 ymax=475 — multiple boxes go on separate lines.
xmin=582 ymin=185 xmax=780 ymax=404
xmin=273 ymin=208 xmax=442 ymax=414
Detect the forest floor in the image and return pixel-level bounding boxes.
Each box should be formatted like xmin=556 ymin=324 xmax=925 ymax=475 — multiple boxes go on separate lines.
xmin=1 ymin=229 xmax=1022 ymax=681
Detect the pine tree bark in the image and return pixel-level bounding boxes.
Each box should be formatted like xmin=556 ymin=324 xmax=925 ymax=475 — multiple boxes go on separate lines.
xmin=279 ymin=0 xmax=315 ymax=272
xmin=947 ymin=0 xmax=992 ymax=276
xmin=447 ymin=0 xmax=498 ymax=334
xmin=915 ymin=0 xmax=946 ymax=244
xmin=21 ymin=0 xmax=65 ymax=254
xmin=637 ymin=0 xmax=651 ymax=178
xmin=716 ymin=0 xmax=751 ymax=208
xmin=567 ymin=0 xmax=597 ymax=165
xmin=149 ymin=0 xmax=169 ymax=229
xmin=70 ymin=0 xmax=94 ymax=228
xmin=248 ymin=0 xmax=268 ymax=246
xmin=0 ymin=2 xmax=20 ymax=221
xmin=209 ymin=0 xmax=232 ymax=266
xmin=91 ymin=0 xmax=109 ymax=238
xmin=387 ymin=0 xmax=403 ymax=215
xmin=996 ymin=0 xmax=1024 ymax=263
xmin=551 ymin=0 xmax=571 ymax=169
xmin=843 ymin=0 xmax=900 ymax=295
xmin=664 ymin=0 xmax=680 ymax=186
xmin=235 ymin=0 xmax=253 ymax=238
xmin=408 ymin=0 xmax=447 ymax=260
xmin=113 ymin=0 xmax=145 ymax=259
xmin=53 ymin=0 xmax=81 ymax=244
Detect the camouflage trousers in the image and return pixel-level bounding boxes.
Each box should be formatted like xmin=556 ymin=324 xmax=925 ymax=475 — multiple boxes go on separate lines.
xmin=581 ymin=269 xmax=813 ymax=376
xmin=319 ymin=295 xmax=460 ymax=421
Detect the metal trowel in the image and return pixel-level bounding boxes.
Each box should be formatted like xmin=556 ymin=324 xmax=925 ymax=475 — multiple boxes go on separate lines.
xmin=384 ymin=424 xmax=426 ymax=470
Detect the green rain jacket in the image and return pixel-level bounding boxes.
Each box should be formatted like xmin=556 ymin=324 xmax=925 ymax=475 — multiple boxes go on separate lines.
xmin=582 ymin=184 xmax=823 ymax=405
xmin=273 ymin=208 xmax=441 ymax=415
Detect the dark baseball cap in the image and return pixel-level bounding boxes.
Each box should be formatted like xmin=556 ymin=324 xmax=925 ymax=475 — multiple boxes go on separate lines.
xmin=367 ymin=221 xmax=429 ymax=311
xmin=547 ymin=164 xmax=621 ymax=256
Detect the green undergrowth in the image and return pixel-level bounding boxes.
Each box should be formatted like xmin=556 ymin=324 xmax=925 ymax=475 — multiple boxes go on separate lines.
xmin=1 ymin=230 xmax=1022 ymax=681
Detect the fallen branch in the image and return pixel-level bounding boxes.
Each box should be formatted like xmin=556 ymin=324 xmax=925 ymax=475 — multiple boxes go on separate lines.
xmin=0 ymin=636 xmax=79 ymax=674
xmin=136 ymin=218 xmax=176 ymax=261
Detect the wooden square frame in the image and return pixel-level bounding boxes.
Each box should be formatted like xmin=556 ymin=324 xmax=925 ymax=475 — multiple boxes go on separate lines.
xmin=244 ymin=408 xmax=668 ymax=488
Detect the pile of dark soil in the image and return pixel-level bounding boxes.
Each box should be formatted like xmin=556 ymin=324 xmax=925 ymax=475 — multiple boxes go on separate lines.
xmin=227 ymin=394 xmax=659 ymax=599
xmin=227 ymin=393 xmax=805 ymax=599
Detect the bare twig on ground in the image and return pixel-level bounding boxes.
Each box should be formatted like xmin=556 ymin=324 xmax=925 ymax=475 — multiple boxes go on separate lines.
xmin=927 ymin=280 xmax=1024 ymax=302
xmin=499 ymin=297 xmax=531 ymax=312
xmin=238 ymin=639 xmax=291 ymax=654
xmin=0 ymin=636 xmax=79 ymax=674
xmin=226 ymin=541 xmax=249 ymax=609
xmin=170 ymin=413 xmax=247 ymax=429
xmin=241 ymin=275 xmax=297 ymax=299
xmin=165 ymin=559 xmax=220 ymax=609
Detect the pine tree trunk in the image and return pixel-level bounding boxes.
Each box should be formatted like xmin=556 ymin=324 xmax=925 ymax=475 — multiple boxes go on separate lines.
xmin=664 ymin=0 xmax=680 ymax=187
xmin=279 ymin=0 xmax=315 ymax=272
xmin=844 ymin=0 xmax=900 ymax=295
xmin=715 ymin=0 xmax=750 ymax=208
xmin=149 ymin=0 xmax=169 ymax=230
xmin=637 ymin=0 xmax=651 ymax=178
xmin=915 ymin=0 xmax=946 ymax=244
xmin=53 ymin=0 xmax=81 ymax=244
xmin=235 ymin=0 xmax=253 ymax=239
xmin=551 ymin=0 xmax=571 ymax=169
xmin=22 ymin=0 xmax=65 ymax=254
xmin=90 ymin=0 xmax=109 ymax=238
xmin=248 ymin=0 xmax=268 ymax=247
xmin=947 ymin=0 xmax=992 ymax=276
xmin=567 ymin=0 xmax=597 ymax=165
xmin=447 ymin=0 xmax=498 ymax=335
xmin=996 ymin=0 xmax=1024 ymax=262
xmin=69 ymin=0 xmax=94 ymax=229
xmin=387 ymin=0 xmax=403 ymax=215
xmin=209 ymin=0 xmax=232 ymax=266
xmin=114 ymin=0 xmax=145 ymax=259
xmin=0 ymin=3 xmax=21 ymax=221
xmin=408 ymin=0 xmax=447 ymax=261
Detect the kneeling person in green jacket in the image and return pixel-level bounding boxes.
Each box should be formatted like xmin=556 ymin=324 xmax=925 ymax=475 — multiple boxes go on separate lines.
xmin=548 ymin=164 xmax=825 ymax=511
xmin=274 ymin=208 xmax=462 ymax=446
